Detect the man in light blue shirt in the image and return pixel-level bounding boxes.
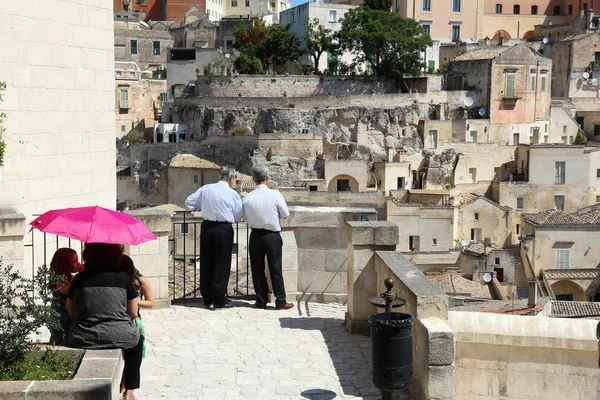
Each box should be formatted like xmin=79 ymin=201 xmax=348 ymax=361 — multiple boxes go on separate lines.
xmin=185 ymin=166 xmax=243 ymax=309
xmin=243 ymin=164 xmax=293 ymax=310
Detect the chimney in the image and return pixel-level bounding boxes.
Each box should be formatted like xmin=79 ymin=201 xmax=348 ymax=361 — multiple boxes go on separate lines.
xmin=528 ymin=281 xmax=537 ymax=307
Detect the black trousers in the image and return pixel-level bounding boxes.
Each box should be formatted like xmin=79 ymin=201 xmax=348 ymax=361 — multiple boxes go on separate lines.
xmin=249 ymin=229 xmax=287 ymax=307
xmin=123 ymin=334 xmax=144 ymax=390
xmin=200 ymin=221 xmax=234 ymax=306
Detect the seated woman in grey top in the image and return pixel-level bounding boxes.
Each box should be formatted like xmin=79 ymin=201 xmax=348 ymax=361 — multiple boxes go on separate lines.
xmin=67 ymin=243 xmax=139 ymax=349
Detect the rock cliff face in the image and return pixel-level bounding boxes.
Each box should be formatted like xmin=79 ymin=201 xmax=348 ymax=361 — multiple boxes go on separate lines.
xmin=171 ymin=104 xmax=426 ymax=185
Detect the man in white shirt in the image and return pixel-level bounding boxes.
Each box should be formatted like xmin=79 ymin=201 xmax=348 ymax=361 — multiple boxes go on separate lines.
xmin=185 ymin=166 xmax=243 ymax=309
xmin=243 ymin=165 xmax=294 ymax=310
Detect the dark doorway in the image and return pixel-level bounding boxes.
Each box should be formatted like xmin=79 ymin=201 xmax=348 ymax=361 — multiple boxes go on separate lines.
xmin=494 ymin=267 xmax=504 ymax=282
xmin=397 ymin=177 xmax=405 ymax=189
xmin=337 ymin=179 xmax=350 ymax=192
xmin=576 ymin=116 xmax=584 ymax=129
xmin=556 ymin=294 xmax=574 ymax=301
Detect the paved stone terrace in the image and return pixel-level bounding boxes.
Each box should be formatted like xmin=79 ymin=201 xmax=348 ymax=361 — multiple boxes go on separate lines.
xmin=138 ymin=300 xmax=412 ymax=400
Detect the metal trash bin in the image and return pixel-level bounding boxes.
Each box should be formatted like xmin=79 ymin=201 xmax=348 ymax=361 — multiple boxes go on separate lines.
xmin=368 ymin=312 xmax=413 ymax=391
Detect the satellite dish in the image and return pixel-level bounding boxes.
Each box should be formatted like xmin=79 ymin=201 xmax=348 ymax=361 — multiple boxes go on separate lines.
xmin=478 ymin=108 xmax=486 ymax=116
xmin=225 ymin=53 xmax=231 ymax=59
xmin=483 ymin=273 xmax=492 ymax=283
xmin=464 ymin=97 xmax=474 ymax=107
xmin=583 ymin=71 xmax=590 ymax=79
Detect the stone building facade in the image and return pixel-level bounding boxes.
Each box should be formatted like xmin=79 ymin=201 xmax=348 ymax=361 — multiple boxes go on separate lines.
xmin=456 ymin=195 xmax=513 ymax=247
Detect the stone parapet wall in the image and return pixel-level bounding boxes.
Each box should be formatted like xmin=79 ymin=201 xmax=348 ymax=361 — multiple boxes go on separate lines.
xmin=175 ymin=90 xmax=478 ymax=110
xmin=196 ymin=76 xmax=399 ymax=98
xmin=449 ymin=311 xmax=600 ymax=399
xmin=126 ymin=209 xmax=172 ymax=308
xmin=0 ymin=213 xmax=26 ymax=277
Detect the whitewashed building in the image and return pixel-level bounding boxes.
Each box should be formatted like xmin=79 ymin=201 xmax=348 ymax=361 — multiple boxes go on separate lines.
xmin=280 ymin=2 xmax=359 ymax=73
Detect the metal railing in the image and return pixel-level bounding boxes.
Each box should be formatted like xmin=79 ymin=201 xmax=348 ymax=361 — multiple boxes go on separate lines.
xmin=169 ymin=211 xmax=253 ymax=302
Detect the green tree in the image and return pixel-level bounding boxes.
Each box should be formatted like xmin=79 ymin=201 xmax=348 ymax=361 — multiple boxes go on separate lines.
xmin=261 ymin=23 xmax=302 ymax=73
xmin=336 ymin=8 xmax=432 ymax=84
xmin=0 ymin=81 xmax=7 ymax=167
xmin=233 ymin=18 xmax=301 ymax=73
xmin=574 ymin=131 xmax=587 ymax=145
xmin=304 ymin=18 xmax=336 ymax=74
xmin=363 ymin=0 xmax=392 ymax=10
xmin=234 ymin=52 xmax=264 ymax=74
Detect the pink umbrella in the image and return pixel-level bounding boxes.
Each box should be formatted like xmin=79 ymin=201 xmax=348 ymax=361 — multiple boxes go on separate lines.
xmin=29 ymin=206 xmax=157 ymax=245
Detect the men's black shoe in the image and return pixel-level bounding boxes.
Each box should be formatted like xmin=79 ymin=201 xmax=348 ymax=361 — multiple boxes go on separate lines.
xmin=203 ymin=303 xmax=213 ymax=309
xmin=214 ymin=301 xmax=235 ymax=309
xmin=254 ymin=301 xmax=267 ymax=309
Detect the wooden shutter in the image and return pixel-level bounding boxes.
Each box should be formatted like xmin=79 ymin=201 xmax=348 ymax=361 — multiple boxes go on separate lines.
xmin=505 ymin=75 xmax=515 ymax=97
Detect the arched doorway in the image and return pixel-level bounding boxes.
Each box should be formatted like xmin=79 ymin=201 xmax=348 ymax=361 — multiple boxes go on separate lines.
xmin=522 ymin=31 xmax=535 ymax=40
xmin=328 ymin=174 xmax=359 ymax=192
xmin=492 ymin=30 xmax=512 ymax=41
xmin=551 ymin=280 xmax=587 ymax=301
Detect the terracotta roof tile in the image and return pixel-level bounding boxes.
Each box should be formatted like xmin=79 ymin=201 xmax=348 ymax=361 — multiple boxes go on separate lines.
xmin=551 ymin=300 xmax=600 ymax=318
xmin=525 ymin=208 xmax=600 ymax=226
xmin=428 ymin=273 xmax=492 ymax=298
xmin=169 ymin=154 xmax=221 ymax=169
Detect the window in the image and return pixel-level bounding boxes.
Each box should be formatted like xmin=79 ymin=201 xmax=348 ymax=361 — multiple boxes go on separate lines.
xmin=594 ymin=125 xmax=600 ymax=136
xmin=514 ymin=4 xmax=520 ymax=14
xmin=422 ymin=24 xmax=431 ymax=36
xmin=452 ymin=0 xmax=461 ymax=12
xmin=597 ymin=168 xmax=600 ymax=178
xmin=516 ymin=198 xmax=524 ymax=209
xmin=531 ymin=5 xmax=537 ymax=14
xmin=451 ymin=25 xmax=460 ymax=41
xmin=469 ymin=131 xmax=477 ymax=142
xmin=152 ymin=41 xmax=160 ymax=55
xmin=245 ymin=0 xmax=250 ymax=5
xmin=544 ymin=135 xmax=548 ymax=143
xmin=555 ymin=162 xmax=566 ymax=184
xmin=568 ymin=4 xmax=573 ymax=14
xmin=469 ymin=167 xmax=476 ymax=183
xmin=494 ymin=167 xmax=501 ymax=180
xmin=429 ymin=130 xmax=438 ymax=149
xmin=495 ymin=257 xmax=500 ymax=265
xmin=309 ymin=186 xmax=317 ymax=191
xmin=495 ymin=3 xmax=502 ymax=13
xmin=160 ymin=92 xmax=167 ymax=102
xmin=428 ymin=60 xmax=435 ymax=73
xmin=554 ymin=195 xmax=565 ymax=211
xmin=516 ymin=224 xmax=520 ymax=235
xmin=557 ymin=249 xmax=570 ymax=269
xmin=541 ymin=76 xmax=546 ymax=91
xmin=119 ymin=88 xmax=129 ymax=109
xmin=561 ymin=136 xmax=568 ymax=144
xmin=409 ymin=236 xmax=420 ymax=251
xmin=474 ymin=213 xmax=479 ymax=221
xmin=121 ymin=125 xmax=126 ymax=133
xmin=597 ymin=195 xmax=600 ymax=203
xmin=193 ymin=175 xmax=199 ymax=183
xmin=554 ymin=5 xmax=560 ymax=15
xmin=130 ymin=40 xmax=137 ymax=54
xmin=423 ymin=0 xmax=431 ymax=12
xmin=231 ymin=0 xmax=238 ymax=6
xmin=531 ymin=76 xmax=536 ymax=90
xmin=505 ymin=74 xmax=516 ymax=97
xmin=471 ymin=228 xmax=482 ymax=242
xmin=328 ymin=10 xmax=337 ymax=22
xmin=432 ymin=238 xmax=437 ymax=246
xmin=569 ymin=136 xmax=574 ymax=144
xmin=513 ymin=133 xmax=520 ymax=145
xmin=181 ymin=223 xmax=189 ymax=234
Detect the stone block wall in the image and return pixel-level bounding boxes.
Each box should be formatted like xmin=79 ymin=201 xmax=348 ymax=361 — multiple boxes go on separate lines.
xmin=0 ymin=213 xmax=26 ymax=276
xmin=126 ymin=209 xmax=172 ymax=308
xmin=449 ymin=311 xmax=600 ymax=399
xmin=281 ymin=206 xmax=378 ymax=303
xmin=195 ymin=76 xmax=398 ymax=98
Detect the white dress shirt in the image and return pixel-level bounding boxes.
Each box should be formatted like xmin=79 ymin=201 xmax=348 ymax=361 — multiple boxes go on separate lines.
xmin=185 ymin=180 xmax=243 ymax=223
xmin=243 ymin=185 xmax=289 ymax=232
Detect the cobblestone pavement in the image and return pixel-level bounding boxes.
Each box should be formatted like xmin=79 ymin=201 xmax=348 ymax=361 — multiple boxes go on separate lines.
xmin=137 ymin=300 xmax=412 ymax=400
